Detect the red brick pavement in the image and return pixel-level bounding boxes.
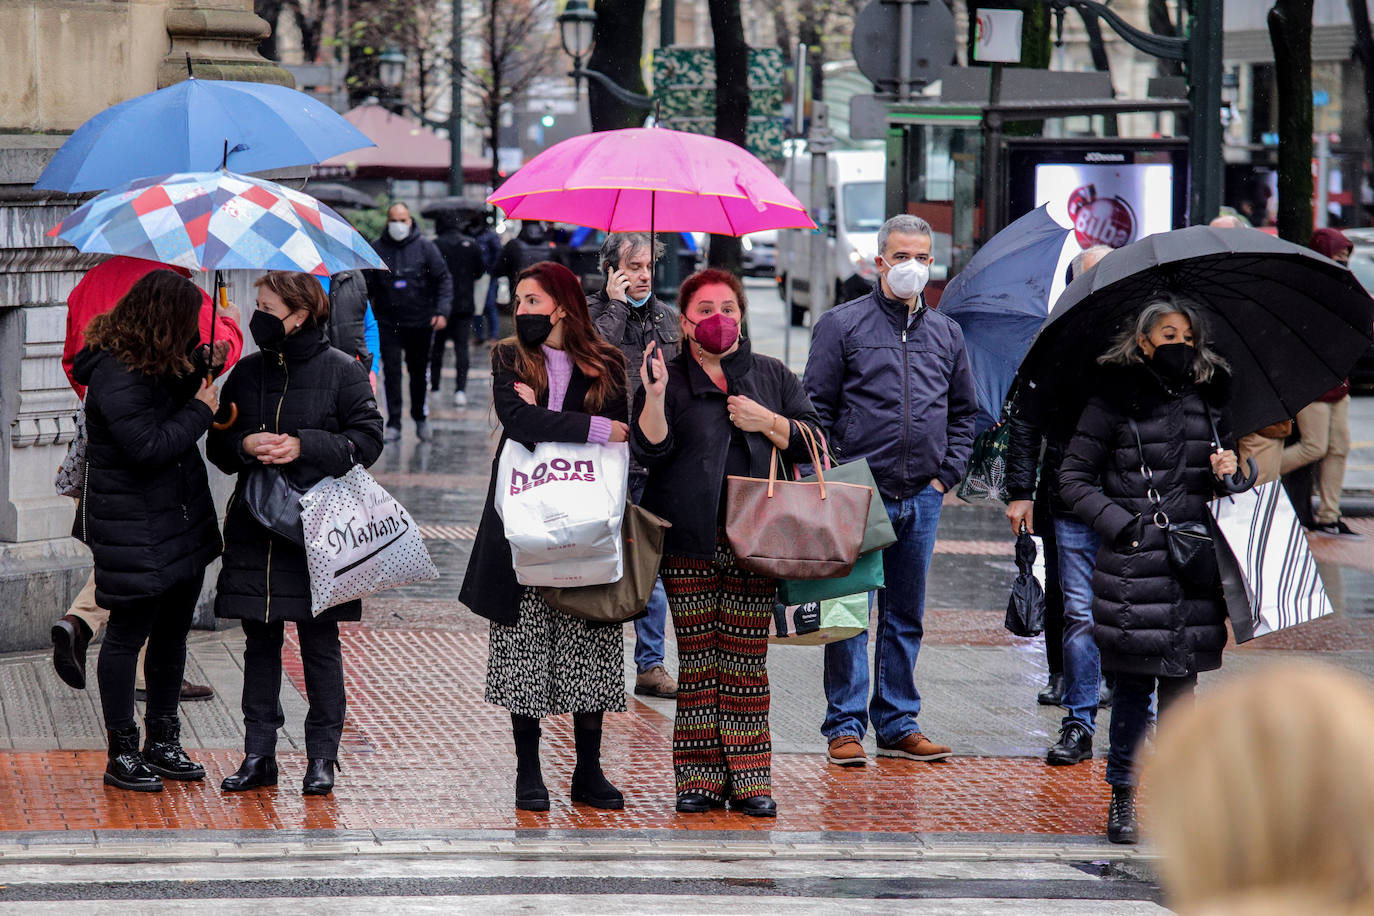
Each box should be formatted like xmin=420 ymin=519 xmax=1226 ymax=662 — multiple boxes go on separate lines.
xmin=0 ymin=624 xmax=1113 ymax=836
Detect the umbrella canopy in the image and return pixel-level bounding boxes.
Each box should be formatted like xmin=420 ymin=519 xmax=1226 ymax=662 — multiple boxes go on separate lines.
xmin=941 ymin=205 xmax=1072 ymax=433
xmin=1018 ymin=226 xmax=1374 ymax=437
xmin=34 ymin=78 xmax=375 ymax=193
xmin=487 ymin=128 xmax=814 ymax=236
xmin=48 ymin=170 xmax=386 ymax=276
xmin=304 ymin=181 xmax=378 ymax=210
xmin=316 ymin=104 xmax=492 ymax=184
xmin=421 ymin=196 xmax=488 ymax=219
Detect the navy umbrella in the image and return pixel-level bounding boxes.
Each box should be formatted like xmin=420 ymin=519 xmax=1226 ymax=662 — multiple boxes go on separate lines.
xmin=1018 ymin=225 xmax=1374 ymax=438
xmin=941 ymin=205 xmax=1071 ymax=433
xmin=35 ymin=76 xmax=374 ymax=193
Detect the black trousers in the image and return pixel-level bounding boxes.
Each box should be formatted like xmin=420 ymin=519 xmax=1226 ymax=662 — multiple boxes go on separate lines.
xmin=96 ymin=572 xmax=204 ymax=730
xmin=429 ymin=315 xmax=472 ymax=394
xmin=1040 ymin=523 xmax=1065 ymax=675
xmin=240 ymin=618 xmax=346 ymax=760
xmin=380 ymin=324 xmax=434 ymax=426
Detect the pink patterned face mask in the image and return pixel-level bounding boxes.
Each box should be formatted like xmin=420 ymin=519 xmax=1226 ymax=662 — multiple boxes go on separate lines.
xmin=686 ymin=313 xmax=739 ymax=355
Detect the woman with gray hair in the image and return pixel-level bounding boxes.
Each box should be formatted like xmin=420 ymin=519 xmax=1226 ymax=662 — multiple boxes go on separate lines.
xmin=1057 ymin=294 xmax=1243 ymax=846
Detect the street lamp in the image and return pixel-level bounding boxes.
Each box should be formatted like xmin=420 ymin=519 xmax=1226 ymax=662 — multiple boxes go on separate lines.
xmin=556 ymin=0 xmax=653 ymax=110
xmin=378 ymin=47 xmax=406 ymax=113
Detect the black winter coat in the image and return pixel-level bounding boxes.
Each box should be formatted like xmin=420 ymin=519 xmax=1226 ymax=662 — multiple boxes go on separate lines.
xmin=434 ymin=227 xmax=487 ymax=318
xmin=1004 ymin=369 xmax=1099 ymax=517
xmin=324 ymin=270 xmax=371 ymax=366
xmin=631 ymin=341 xmax=821 ymax=559
xmin=461 ymin=343 xmax=629 ymax=627
xmin=1058 ymin=363 xmax=1237 ymax=678
xmin=207 ymin=327 xmax=385 ymax=624
xmin=71 ymin=348 xmax=221 ymax=611
xmin=368 ymin=225 xmax=454 ymax=327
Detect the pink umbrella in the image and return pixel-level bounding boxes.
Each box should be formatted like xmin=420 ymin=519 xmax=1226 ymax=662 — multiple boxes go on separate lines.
xmin=486 ymin=128 xmax=814 ymax=236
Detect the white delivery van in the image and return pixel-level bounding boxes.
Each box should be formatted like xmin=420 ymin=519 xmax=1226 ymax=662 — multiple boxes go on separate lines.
xmin=775 ymin=149 xmax=886 ymax=326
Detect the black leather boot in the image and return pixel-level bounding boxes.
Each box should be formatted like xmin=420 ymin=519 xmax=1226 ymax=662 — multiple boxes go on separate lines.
xmin=104 ymin=726 xmax=163 ymax=792
xmin=143 ymin=716 xmax=205 ymax=781
xmin=1037 ymin=673 xmax=1066 ymax=706
xmin=302 ymin=758 xmax=339 ymax=796
xmin=570 ymin=721 xmax=624 ymax=810
xmin=51 ymin=615 xmax=92 ymax=690
xmin=728 ymin=795 xmax=778 ymax=818
xmin=1046 ymin=723 xmax=1094 ymax=766
xmin=220 ymin=754 xmax=278 ymax=792
xmin=512 ymin=715 xmax=549 ymax=811
xmin=1107 ymin=785 xmax=1138 ymax=845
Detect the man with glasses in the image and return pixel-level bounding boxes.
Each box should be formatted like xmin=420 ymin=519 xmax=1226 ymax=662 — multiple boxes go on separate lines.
xmin=803 ymin=214 xmax=977 ymax=768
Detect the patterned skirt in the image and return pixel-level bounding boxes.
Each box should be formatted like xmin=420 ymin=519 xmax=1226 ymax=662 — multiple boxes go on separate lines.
xmin=485 ymin=587 xmax=626 ymax=720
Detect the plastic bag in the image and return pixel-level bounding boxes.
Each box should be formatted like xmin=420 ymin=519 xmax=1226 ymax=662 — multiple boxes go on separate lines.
xmin=1005 ymin=529 xmax=1046 ymax=637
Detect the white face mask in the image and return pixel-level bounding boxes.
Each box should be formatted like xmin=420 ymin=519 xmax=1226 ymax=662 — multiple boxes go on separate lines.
xmin=387 ymin=220 xmax=410 ymax=242
xmin=884 ymin=258 xmax=930 ymax=300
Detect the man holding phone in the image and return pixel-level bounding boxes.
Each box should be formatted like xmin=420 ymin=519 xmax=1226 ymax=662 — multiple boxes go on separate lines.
xmin=588 ymin=232 xmax=681 ymax=698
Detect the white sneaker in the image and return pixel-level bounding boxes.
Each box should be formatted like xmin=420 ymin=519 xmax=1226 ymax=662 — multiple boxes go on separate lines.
xmin=453 ymin=390 xmax=467 ymax=407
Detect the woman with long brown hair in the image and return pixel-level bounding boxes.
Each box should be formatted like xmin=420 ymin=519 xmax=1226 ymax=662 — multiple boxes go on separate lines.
xmin=72 ymin=268 xmax=222 ymax=792
xmin=460 ymin=260 xmax=630 ymax=812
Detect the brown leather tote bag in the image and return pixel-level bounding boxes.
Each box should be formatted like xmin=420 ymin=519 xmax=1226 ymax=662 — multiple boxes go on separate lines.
xmin=724 ymin=424 xmax=871 ymax=580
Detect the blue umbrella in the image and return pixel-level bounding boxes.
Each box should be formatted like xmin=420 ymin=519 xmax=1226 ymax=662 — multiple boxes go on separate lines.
xmin=35 ymin=77 xmax=375 ymax=193
xmin=940 ymin=205 xmax=1071 ymax=433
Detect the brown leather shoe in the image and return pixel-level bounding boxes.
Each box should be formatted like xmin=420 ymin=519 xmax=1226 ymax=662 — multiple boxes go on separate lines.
xmin=133 ymin=680 xmax=215 ymax=703
xmin=876 ymin=732 xmax=953 ymax=761
xmin=827 ymin=735 xmax=868 ymax=767
xmin=633 ymin=665 xmax=677 ymax=699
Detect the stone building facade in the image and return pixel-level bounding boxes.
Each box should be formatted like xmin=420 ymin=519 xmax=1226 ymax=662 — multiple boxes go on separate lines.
xmin=0 ymin=0 xmax=289 ymax=650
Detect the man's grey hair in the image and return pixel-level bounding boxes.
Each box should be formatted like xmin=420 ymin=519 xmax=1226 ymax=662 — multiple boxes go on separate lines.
xmin=1068 ymin=245 xmax=1113 ymax=283
xmin=1208 ymin=214 xmax=1246 ymax=229
xmin=876 ymin=215 xmax=932 ymax=258
xmin=599 ymin=232 xmax=666 ymax=271
xmin=1097 ymin=293 xmax=1230 ymax=384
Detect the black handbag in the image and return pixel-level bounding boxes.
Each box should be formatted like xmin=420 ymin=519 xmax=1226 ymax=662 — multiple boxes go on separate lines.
xmin=241 ymin=466 xmax=307 ymax=545
xmin=1128 ymin=418 xmax=1217 ymax=590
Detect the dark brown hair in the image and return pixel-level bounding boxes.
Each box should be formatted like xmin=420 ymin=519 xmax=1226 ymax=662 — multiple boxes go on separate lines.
xmin=83 ymin=269 xmax=202 ymax=376
xmin=254 ymin=271 xmax=330 ymax=327
xmin=678 ymin=268 xmax=748 ymax=316
xmin=506 ymin=261 xmax=625 ymax=412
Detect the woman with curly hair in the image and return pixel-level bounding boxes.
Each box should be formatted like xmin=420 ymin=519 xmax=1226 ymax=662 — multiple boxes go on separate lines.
xmin=460 ymin=260 xmax=630 ymax=812
xmin=72 ymin=268 xmax=222 ymax=792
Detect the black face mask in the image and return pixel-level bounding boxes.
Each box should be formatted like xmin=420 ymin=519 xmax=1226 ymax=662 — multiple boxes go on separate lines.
xmin=250 ymin=310 xmax=287 ymax=351
xmin=515 ymin=313 xmax=554 ymax=348
xmin=1150 ymin=342 xmax=1195 ymax=382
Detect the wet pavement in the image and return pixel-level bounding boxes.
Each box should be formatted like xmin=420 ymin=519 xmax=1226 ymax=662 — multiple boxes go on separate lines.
xmin=2 ymin=280 xmax=1373 ymax=910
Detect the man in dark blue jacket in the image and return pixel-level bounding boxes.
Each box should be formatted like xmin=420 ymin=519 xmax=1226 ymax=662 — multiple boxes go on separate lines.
xmin=803 ymin=214 xmax=977 ymax=768
xmin=367 ymin=202 xmax=453 ymax=442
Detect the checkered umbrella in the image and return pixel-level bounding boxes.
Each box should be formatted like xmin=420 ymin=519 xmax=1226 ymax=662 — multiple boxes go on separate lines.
xmin=48 ymin=170 xmax=386 ymax=276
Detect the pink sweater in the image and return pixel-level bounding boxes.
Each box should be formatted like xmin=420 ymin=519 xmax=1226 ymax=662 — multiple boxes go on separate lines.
xmin=543 ymin=345 xmax=612 ymax=443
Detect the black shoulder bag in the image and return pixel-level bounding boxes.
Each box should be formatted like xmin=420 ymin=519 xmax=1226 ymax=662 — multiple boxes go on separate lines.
xmin=1127 ymin=418 xmax=1217 ymax=590
xmin=239 ymin=362 xmax=308 ymax=545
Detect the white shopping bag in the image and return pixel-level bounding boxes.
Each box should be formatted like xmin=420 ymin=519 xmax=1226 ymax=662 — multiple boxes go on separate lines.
xmin=1211 ymin=481 xmax=1333 ymax=642
xmin=299 ymin=465 xmax=439 ymax=615
xmin=494 ymin=440 xmax=628 ymax=587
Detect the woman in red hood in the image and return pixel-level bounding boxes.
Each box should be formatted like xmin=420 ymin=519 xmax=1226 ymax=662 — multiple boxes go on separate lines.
xmin=1279 ymin=228 xmax=1362 ymax=539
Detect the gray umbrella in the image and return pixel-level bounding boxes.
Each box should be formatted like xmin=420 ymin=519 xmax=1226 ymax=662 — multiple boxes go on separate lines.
xmin=1018 ymin=225 xmax=1374 ymax=437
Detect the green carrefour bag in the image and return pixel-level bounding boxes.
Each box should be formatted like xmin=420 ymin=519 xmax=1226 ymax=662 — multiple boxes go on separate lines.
xmin=768 ymin=590 xmax=870 ymax=646
xmin=776 ymin=548 xmax=884 ymax=606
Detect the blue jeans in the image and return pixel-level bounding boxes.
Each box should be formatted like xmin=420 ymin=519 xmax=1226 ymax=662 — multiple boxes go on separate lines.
xmin=1106 ymin=672 xmax=1196 ymax=785
xmin=822 ymin=484 xmax=944 ymax=744
xmin=628 ymin=472 xmax=669 ymax=672
xmin=1052 ymin=516 xmax=1103 ymax=733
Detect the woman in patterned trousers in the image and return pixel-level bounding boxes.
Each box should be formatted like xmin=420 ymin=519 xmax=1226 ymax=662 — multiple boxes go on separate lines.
xmin=460 ymin=261 xmax=631 ymax=812
xmin=632 ymin=269 xmax=821 ymax=817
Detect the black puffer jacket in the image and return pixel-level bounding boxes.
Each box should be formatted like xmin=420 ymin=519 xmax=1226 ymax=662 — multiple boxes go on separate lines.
xmin=368 ymin=224 xmax=453 ymax=327
xmin=632 ymin=341 xmax=821 ymax=559
xmin=1058 ymin=363 xmax=1237 ymax=678
xmin=325 ymin=270 xmax=371 ymax=365
xmin=71 ymin=348 xmax=221 ymax=611
xmin=207 ymin=326 xmax=385 ymax=623
xmin=1004 ymin=369 xmax=1099 ymax=517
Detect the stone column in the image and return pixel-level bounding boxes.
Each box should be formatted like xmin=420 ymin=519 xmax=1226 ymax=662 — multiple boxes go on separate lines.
xmin=160 ymin=1 xmax=294 ymax=88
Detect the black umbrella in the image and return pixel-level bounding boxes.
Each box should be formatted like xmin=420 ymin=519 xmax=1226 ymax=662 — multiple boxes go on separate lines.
xmin=1019 ymin=225 xmax=1374 ymax=438
xmin=301 ymin=181 xmax=377 ymax=210
xmin=420 ymin=196 xmax=488 ymax=220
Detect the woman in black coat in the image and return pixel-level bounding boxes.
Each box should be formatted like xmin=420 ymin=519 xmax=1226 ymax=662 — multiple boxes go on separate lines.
xmin=633 ymin=269 xmax=821 ymax=819
xmin=459 ymin=261 xmax=630 ymax=813
xmin=1058 ymin=295 xmax=1243 ymax=846
xmin=73 ymin=269 xmax=222 ymax=792
xmin=207 ymin=271 xmax=383 ymax=797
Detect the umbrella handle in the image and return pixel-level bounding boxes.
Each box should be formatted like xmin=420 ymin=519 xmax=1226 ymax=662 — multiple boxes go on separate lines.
xmin=211 ymin=401 xmax=238 ymax=432
xmin=1218 ymin=456 xmax=1258 ymax=494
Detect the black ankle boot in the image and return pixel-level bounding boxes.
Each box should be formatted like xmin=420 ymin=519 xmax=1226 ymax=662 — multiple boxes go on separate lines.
xmin=220 ymin=754 xmax=278 ymax=792
xmin=302 ymin=758 xmax=339 ymax=796
xmin=105 ymin=726 xmax=162 ymax=792
xmin=1107 ymin=785 xmax=1138 ymax=845
xmin=513 ymin=721 xmax=549 ymax=811
xmin=570 ymin=725 xmax=624 ymax=810
xmin=143 ymin=716 xmax=205 ymax=781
